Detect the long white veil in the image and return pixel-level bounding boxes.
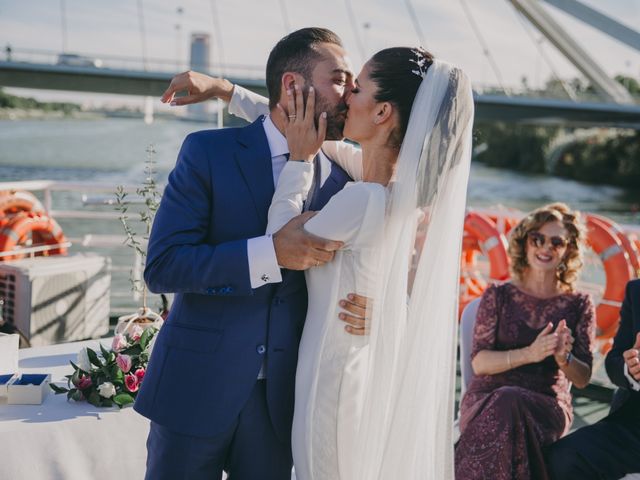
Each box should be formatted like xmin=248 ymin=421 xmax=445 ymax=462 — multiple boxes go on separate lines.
xmin=353 ymin=60 xmax=474 ymax=479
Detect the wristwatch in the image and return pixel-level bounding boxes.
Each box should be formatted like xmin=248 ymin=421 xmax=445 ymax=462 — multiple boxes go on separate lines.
xmin=563 ymin=351 xmax=573 ymax=366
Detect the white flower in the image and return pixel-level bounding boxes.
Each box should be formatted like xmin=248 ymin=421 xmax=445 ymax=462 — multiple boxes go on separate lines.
xmin=97 ymin=381 xmax=116 ymax=398
xmin=76 ymin=348 xmax=91 ymax=372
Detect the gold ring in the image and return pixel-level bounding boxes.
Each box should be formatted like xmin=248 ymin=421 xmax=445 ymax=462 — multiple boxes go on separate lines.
xmin=288 ymin=114 xmax=297 ymax=119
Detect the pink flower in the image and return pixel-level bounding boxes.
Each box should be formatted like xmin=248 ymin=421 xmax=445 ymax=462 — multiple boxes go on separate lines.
xmin=130 ymin=325 xmax=144 ymax=342
xmin=112 ymin=334 xmax=128 ymax=353
xmin=77 ymin=375 xmax=92 ymax=390
xmin=116 ymin=354 xmax=133 ymax=373
xmin=134 ymin=368 xmax=145 ymax=382
xmin=124 ymin=373 xmax=139 ymax=392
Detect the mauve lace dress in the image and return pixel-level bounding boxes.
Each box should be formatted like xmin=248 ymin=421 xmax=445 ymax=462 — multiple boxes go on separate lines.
xmin=455 ymin=283 xmax=595 ymax=480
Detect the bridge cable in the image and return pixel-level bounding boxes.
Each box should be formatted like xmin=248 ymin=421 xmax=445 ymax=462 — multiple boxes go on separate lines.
xmin=404 ymin=0 xmax=427 ymax=48
xmin=208 ymin=0 xmax=226 ymax=75
xmin=510 ymin=8 xmax=577 ymax=101
xmin=278 ymin=0 xmax=292 ymax=34
xmin=458 ymin=0 xmax=509 ymax=95
xmin=344 ymin=0 xmax=367 ymax=65
xmin=59 ymin=0 xmax=68 ymax=53
xmin=136 ymin=0 xmax=149 ymax=71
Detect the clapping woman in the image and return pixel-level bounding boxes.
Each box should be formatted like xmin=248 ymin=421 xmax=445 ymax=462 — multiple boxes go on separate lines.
xmin=455 ymin=203 xmax=595 ymax=480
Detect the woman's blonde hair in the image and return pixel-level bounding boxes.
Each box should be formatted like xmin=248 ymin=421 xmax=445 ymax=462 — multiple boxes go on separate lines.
xmin=508 ymin=202 xmax=585 ymax=292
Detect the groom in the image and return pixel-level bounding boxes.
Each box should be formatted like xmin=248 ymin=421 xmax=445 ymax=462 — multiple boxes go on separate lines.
xmin=135 ymin=28 xmax=356 ymax=479
xmin=546 ymin=279 xmax=640 ymax=478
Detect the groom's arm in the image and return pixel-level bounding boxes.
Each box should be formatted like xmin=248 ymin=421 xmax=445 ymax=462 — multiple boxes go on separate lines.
xmin=144 ymin=133 xmax=258 ymax=296
xmin=145 ymin=133 xmax=341 ymax=295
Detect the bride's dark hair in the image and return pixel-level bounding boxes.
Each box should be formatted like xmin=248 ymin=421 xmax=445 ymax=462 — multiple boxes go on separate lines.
xmin=369 ymin=47 xmax=434 ymax=147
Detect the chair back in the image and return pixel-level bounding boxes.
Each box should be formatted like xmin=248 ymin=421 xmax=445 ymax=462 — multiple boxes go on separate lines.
xmin=459 ymin=297 xmax=482 ymax=399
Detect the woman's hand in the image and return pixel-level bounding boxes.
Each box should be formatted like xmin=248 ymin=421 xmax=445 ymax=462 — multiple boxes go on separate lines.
xmin=161 ymin=71 xmax=234 ymax=105
xmin=276 ymin=84 xmax=326 ymax=163
xmin=553 ymin=319 xmax=575 ymax=366
xmin=526 ymin=322 xmax=558 ymax=363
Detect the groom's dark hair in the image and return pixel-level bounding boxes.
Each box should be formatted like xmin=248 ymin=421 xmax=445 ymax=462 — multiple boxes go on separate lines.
xmin=266 ymin=27 xmax=343 ymax=109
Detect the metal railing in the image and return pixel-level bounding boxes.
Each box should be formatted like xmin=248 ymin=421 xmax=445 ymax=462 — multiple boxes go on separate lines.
xmin=3 ymin=47 xmax=265 ymax=80
xmin=0 ymin=179 xmax=163 ymax=316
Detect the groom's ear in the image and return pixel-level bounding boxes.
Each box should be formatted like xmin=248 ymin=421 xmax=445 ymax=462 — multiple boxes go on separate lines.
xmin=281 ymin=72 xmax=306 ymax=96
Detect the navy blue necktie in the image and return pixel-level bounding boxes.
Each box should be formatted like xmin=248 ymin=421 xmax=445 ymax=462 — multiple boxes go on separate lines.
xmin=303 ymin=154 xmax=322 ymax=212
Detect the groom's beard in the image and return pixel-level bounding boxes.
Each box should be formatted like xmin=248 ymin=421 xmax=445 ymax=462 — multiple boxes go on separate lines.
xmin=314 ymin=91 xmax=347 ymax=141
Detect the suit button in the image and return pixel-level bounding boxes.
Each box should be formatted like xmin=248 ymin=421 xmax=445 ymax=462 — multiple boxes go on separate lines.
xmin=256 ymin=345 xmax=266 ymax=355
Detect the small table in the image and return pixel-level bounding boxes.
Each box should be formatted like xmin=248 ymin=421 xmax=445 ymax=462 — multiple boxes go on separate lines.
xmin=0 ymin=339 xmax=149 ymax=480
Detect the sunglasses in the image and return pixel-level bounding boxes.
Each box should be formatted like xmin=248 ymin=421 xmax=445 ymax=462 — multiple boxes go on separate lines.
xmin=527 ymin=231 xmax=568 ymax=250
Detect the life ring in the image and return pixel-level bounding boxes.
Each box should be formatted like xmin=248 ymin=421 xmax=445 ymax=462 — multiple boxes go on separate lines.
xmin=463 ymin=212 xmax=510 ymax=282
xmin=588 ymin=214 xmax=640 ymax=278
xmin=0 ymin=191 xmax=45 ymax=217
xmin=586 ymin=216 xmax=633 ymax=339
xmin=487 ymin=214 xmax=519 ymax=236
xmin=0 ymin=212 xmax=67 ymax=261
xmin=459 ymin=213 xmax=510 ymax=317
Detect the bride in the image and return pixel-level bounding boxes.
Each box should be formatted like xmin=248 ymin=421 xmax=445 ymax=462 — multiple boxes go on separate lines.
xmin=175 ymin=48 xmax=473 ymax=479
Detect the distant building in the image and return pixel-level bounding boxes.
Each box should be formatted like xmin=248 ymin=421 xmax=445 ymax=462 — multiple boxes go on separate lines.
xmin=189 ymin=33 xmax=211 ymax=120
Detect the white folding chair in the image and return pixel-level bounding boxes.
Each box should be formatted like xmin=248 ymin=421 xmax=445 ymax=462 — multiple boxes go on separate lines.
xmin=459 ymin=297 xmax=482 ymax=400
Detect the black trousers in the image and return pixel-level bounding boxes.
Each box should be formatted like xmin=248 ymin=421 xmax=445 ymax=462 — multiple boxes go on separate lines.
xmin=545 ymin=404 xmax=640 ymax=480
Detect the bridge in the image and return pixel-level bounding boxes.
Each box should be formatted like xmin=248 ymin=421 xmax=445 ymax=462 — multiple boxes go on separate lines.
xmin=1 ymin=0 xmax=639 ymax=127
xmin=2 ymin=48 xmax=639 ymax=128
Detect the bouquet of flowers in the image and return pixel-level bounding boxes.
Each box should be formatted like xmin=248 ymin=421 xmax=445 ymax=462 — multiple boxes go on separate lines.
xmin=50 ymin=324 xmax=158 ymax=408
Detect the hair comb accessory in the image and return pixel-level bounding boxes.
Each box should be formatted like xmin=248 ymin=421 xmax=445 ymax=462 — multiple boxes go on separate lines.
xmin=409 ymin=48 xmax=429 ymax=79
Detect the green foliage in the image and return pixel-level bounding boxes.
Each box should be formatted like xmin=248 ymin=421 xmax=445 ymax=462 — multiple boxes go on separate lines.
xmin=554 ymin=131 xmax=640 ymax=188
xmin=473 ymin=122 xmax=560 ymax=173
xmin=49 ymin=327 xmax=159 ymax=408
xmin=114 ymin=146 xmax=161 ymax=304
xmin=0 ymin=87 xmax=81 ymax=113
xmin=615 ymin=75 xmax=640 ymax=96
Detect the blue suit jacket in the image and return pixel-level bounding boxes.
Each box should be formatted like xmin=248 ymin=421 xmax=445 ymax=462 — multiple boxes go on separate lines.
xmin=134 ymin=117 xmax=351 ymax=441
xmin=605 ymin=279 xmax=640 ymax=416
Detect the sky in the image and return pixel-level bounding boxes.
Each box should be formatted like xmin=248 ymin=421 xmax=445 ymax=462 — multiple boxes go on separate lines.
xmin=1 ymin=0 xmax=639 ymax=107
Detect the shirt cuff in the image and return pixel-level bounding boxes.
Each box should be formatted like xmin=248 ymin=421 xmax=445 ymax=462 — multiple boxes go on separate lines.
xmin=624 ymin=363 xmax=640 ymax=391
xmin=247 ymin=235 xmax=282 ymax=288
xmin=228 ymin=85 xmax=269 ymax=120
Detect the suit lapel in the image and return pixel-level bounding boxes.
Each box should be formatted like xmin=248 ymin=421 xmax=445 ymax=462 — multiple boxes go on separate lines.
xmin=235 ymin=117 xmax=274 ymax=227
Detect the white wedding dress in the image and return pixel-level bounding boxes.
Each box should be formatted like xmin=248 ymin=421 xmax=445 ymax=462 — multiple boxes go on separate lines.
xmin=229 ymin=60 xmax=474 ymax=480
xmin=265 ymin=145 xmax=377 ymax=480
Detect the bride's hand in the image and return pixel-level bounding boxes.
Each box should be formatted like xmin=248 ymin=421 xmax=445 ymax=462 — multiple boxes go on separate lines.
xmin=276 ymin=84 xmax=326 ymax=163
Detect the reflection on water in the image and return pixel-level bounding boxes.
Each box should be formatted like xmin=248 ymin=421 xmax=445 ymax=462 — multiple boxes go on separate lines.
xmin=2 ymin=117 xmax=638 ymax=223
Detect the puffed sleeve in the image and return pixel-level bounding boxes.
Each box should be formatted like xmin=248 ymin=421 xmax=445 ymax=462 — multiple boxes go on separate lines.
xmin=572 ymin=294 xmax=596 ymax=368
xmin=470 ymin=284 xmax=500 ymax=359
xmin=266 ymin=161 xmax=314 ymax=235
xmin=321 ymin=141 xmax=363 ymax=181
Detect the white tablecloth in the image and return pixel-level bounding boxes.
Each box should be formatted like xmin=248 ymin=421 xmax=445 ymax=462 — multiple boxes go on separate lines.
xmin=0 ymin=339 xmax=149 ymax=480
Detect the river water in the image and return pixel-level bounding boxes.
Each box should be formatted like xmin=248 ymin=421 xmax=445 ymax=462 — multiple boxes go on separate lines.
xmin=0 ymin=117 xmax=638 ymax=312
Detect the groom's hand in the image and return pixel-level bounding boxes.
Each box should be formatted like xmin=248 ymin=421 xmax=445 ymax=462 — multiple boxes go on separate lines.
xmin=273 ymin=212 xmax=342 ymax=270
xmin=339 ymin=293 xmax=370 ymax=336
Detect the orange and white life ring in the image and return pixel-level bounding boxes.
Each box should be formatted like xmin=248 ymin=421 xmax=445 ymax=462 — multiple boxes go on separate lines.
xmin=587 ymin=213 xmax=640 ymax=278
xmin=0 ymin=191 xmax=45 ymax=217
xmin=459 ymin=212 xmax=510 ymax=316
xmin=586 ymin=216 xmax=633 ymax=339
xmin=463 ymin=212 xmax=510 ymax=282
xmin=0 ymin=212 xmax=67 ymax=261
